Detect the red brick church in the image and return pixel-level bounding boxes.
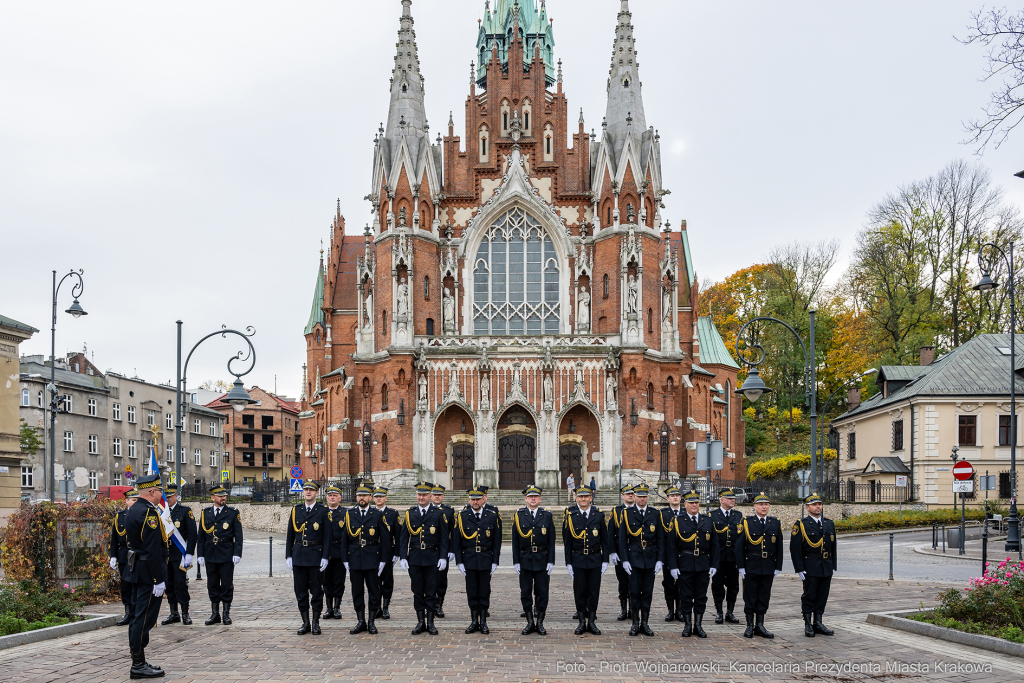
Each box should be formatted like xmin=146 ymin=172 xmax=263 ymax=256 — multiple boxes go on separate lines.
xmin=299 ymin=0 xmax=745 ymax=492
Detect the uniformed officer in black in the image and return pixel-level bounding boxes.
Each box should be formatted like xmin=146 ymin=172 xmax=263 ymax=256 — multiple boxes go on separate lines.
xmin=286 ymin=481 xmax=332 ymax=635
xmin=108 ymin=488 xmax=138 ymax=626
xmin=608 ymin=485 xmax=635 ymax=621
xmin=160 ymin=484 xmax=197 ymax=626
xmin=399 ymin=481 xmax=450 ymax=635
xmin=372 ymin=486 xmax=400 ymax=619
xmin=339 ymin=483 xmax=391 ymax=635
xmin=512 ymin=485 xmax=556 ymax=635
xmin=667 ymin=490 xmax=720 ymax=638
xmin=735 ymin=491 xmax=784 ymax=638
xmin=477 ymin=485 xmax=501 ymax=619
xmin=658 ymin=486 xmax=684 ymax=621
xmin=122 ymin=474 xmax=168 ymax=679
xmin=431 ymin=484 xmax=456 ymax=618
xmin=322 ymin=483 xmax=348 ymax=620
xmin=453 ymin=487 xmax=502 ymax=634
xmin=563 ymin=486 xmax=609 ymax=636
xmin=710 ymin=488 xmax=743 ymax=625
xmin=790 ymin=493 xmax=838 ymax=637
xmin=196 ymin=485 xmax=243 ymax=626
xmin=617 ymin=483 xmax=664 ymax=636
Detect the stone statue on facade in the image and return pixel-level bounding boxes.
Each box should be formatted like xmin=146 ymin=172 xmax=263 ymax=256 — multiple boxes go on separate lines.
xmin=364 ymin=289 xmax=373 ymax=329
xmin=397 ymin=278 xmax=409 ymax=317
xmin=626 ymin=274 xmax=639 ymax=314
xmin=480 ymin=373 xmax=490 ymax=411
xmin=543 ymin=372 xmax=554 ymax=411
xmin=442 ymin=287 xmax=455 ymax=334
xmin=605 ymin=373 xmax=617 ymax=411
xmin=417 ymin=373 xmax=428 ymax=410
xmin=576 ymin=285 xmax=591 ymax=331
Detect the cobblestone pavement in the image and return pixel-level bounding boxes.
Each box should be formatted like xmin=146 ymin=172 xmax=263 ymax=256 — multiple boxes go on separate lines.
xmin=1 ymin=565 xmax=1020 ymax=683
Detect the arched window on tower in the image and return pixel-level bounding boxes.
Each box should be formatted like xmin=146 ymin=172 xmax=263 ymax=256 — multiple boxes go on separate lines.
xmin=362 ymin=378 xmax=370 ymax=396
xmin=381 ymin=433 xmax=389 ymax=462
xmin=424 ymin=275 xmax=430 ymax=300
xmin=382 ymin=310 xmax=387 ymax=330
xmin=603 ymin=274 xmax=609 ymax=298
xmin=647 ymin=382 xmax=655 ymax=410
xmin=647 ymin=308 xmax=653 ymax=334
xmin=500 ymin=100 xmax=511 ymax=136
xmin=522 ymin=98 xmax=532 ymax=136
xmin=543 ymin=124 xmax=554 ymax=161
xmin=381 ymin=383 xmax=389 ymax=411
xmin=647 ymin=433 xmax=654 ymax=461
xmin=479 ymin=124 xmax=489 ymax=163
xmin=316 ymin=330 xmax=320 ymax=345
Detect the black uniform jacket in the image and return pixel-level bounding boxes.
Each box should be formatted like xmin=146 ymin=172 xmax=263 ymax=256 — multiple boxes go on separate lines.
xmin=617 ymin=505 xmax=664 ymax=569
xmin=197 ymin=505 xmax=244 ymax=563
xmin=607 ymin=504 xmax=630 ymax=556
xmin=399 ymin=505 xmax=450 ymax=566
xmin=286 ymin=501 xmax=333 ymax=566
xmin=452 ymin=506 xmax=502 ymax=570
xmin=735 ymin=515 xmax=785 ymax=574
xmin=109 ymin=509 xmax=130 ymax=565
xmin=709 ymin=507 xmax=744 ymax=562
xmin=563 ymin=505 xmax=609 ymax=569
xmin=667 ymin=513 xmax=720 ymax=573
xmin=437 ymin=503 xmax=455 ymax=554
xmin=121 ymin=499 xmax=169 ymax=586
xmin=376 ymin=506 xmax=401 ymax=559
xmin=511 ymin=507 xmax=556 ymax=571
xmin=659 ymin=505 xmax=684 ymax=535
xmin=338 ymin=506 xmax=392 ymax=571
xmin=168 ymin=503 xmax=198 ymax=561
xmin=326 ymin=506 xmax=345 ymax=559
xmin=790 ymin=515 xmax=838 ymax=577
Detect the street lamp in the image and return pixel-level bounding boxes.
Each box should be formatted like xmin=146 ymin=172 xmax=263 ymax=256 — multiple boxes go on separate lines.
xmin=974 ymin=240 xmax=1021 ymax=554
xmin=49 ymin=269 xmax=87 ymax=501
xmin=735 ymin=311 xmax=819 ymax=491
xmin=175 ymin=322 xmax=257 ymax=488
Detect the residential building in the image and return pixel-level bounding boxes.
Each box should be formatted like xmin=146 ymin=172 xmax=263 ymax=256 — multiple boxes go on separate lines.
xmin=208 ymin=386 xmax=300 ymax=483
xmin=1 ymin=315 xmax=38 ymax=521
xmin=832 ymin=337 xmax=1023 ymax=508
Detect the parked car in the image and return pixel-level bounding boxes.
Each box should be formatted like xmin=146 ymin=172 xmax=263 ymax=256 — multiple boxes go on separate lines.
xmin=95 ymin=485 xmax=135 ymax=501
xmin=230 ymin=484 xmax=253 ymax=497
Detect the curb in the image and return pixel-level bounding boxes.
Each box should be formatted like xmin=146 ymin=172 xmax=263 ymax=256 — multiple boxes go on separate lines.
xmin=0 ymin=613 xmax=119 ymax=651
xmin=837 ymin=522 xmax=985 ymax=538
xmin=912 ymin=544 xmax=1014 ymax=562
xmin=866 ymin=610 xmax=1024 ymax=657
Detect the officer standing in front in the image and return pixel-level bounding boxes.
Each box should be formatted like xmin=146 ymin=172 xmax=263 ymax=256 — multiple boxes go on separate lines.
xmin=372 ymin=486 xmax=400 ymax=619
xmin=617 ymin=483 xmax=663 ymax=636
xmin=108 ymin=488 xmax=139 ymax=626
xmin=431 ymin=484 xmax=456 ymax=618
xmin=658 ymin=486 xmax=684 ymax=621
xmin=735 ymin=491 xmax=784 ymax=638
xmin=160 ymin=484 xmax=197 ymax=627
xmin=286 ymin=481 xmax=332 ymax=635
xmin=710 ymin=488 xmax=743 ymax=625
xmin=323 ymin=484 xmax=348 ymax=620
xmin=563 ymin=486 xmax=609 ymax=636
xmin=453 ymin=487 xmax=501 ymax=635
xmin=196 ymin=485 xmax=243 ymax=626
xmin=122 ymin=474 xmax=168 ymax=680
xmin=512 ymin=485 xmax=556 ymax=636
xmin=667 ymin=490 xmax=719 ymax=638
xmin=790 ymin=493 xmax=837 ymax=638
xmin=609 ymin=485 xmax=635 ymax=621
xmin=399 ymin=481 xmax=449 ymax=635
xmin=339 ymin=483 xmax=390 ymax=635
xmin=477 ymin=484 xmax=500 ymax=619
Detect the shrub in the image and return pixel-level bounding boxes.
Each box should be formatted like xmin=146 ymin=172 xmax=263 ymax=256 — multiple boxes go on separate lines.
xmin=746 ymin=449 xmax=837 ymax=481
xmin=834 ymin=508 xmax=990 ymax=532
xmin=0 ymin=579 xmax=82 ymax=635
xmin=910 ymin=558 xmax=1024 ymax=642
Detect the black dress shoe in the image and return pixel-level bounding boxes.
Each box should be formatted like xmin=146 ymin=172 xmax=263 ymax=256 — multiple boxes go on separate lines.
xmin=116 ymin=608 xmax=131 ymax=626
xmin=680 ymin=614 xmax=692 ymax=637
xmin=297 ymin=611 xmax=311 ymax=635
xmin=129 ymin=650 xmax=164 ymax=679
xmin=479 ymin=613 xmax=490 ymax=634
xmin=161 ymin=610 xmax=180 ymax=626
xmin=754 ymin=613 xmax=774 ymax=638
xmin=640 ymin=612 xmax=654 ymax=637
xmin=725 ymin=609 xmax=740 ymax=624
xmin=813 ymin=613 xmax=834 ymax=636
xmin=351 ymin=610 xmax=368 ymax=634
xmin=521 ymin=611 xmax=536 ymax=635
xmin=322 ymin=605 xmax=334 ymax=620
xmin=466 ymin=611 xmax=480 ymax=634
xmin=693 ymin=613 xmax=707 ymax=638
xmin=181 ymin=610 xmax=192 ymax=626
xmin=628 ymin=618 xmax=640 ymax=636
xmin=204 ymin=602 xmax=221 ymax=626
xmin=574 ymin=616 xmax=586 ymax=635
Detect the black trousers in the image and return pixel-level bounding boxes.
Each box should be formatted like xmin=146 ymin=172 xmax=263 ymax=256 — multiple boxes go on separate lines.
xmin=206 ymin=561 xmax=235 ymax=604
xmin=118 ymin=563 xmax=131 ymax=608
xmin=349 ymin=567 xmax=381 ymax=614
xmin=465 ymin=569 xmax=492 ymax=611
xmin=165 ymin=560 xmax=189 ymax=609
xmin=324 ymin=558 xmax=347 ymax=602
xmin=409 ymin=564 xmax=439 ymax=612
xmin=676 ymin=570 xmax=711 ymax=614
xmin=436 ymin=562 xmax=449 ymax=604
xmin=661 ymin=570 xmax=677 ymax=607
xmin=742 ymin=572 xmax=775 ymax=615
xmin=615 ymin=563 xmax=630 ymax=602
xmin=379 ymin=560 xmax=394 ymax=602
xmin=572 ymin=567 xmax=602 ymax=614
xmin=800 ymin=575 xmax=832 ymax=614
xmin=519 ymin=569 xmax=550 ymax=613
xmin=292 ymin=564 xmax=324 ymax=613
xmin=711 ymin=560 xmax=740 ymax=608
xmin=628 ymin=567 xmax=657 ymax=615
xmin=127 ymin=584 xmax=162 ymax=654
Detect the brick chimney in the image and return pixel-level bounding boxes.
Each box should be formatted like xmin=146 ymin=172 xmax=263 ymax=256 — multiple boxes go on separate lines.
xmin=847 ymin=387 xmax=861 ymax=411
xmin=920 ymin=346 xmax=935 ymax=366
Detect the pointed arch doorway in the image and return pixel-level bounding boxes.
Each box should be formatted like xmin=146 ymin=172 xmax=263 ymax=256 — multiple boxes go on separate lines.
xmin=497 ymin=405 xmax=536 ymax=490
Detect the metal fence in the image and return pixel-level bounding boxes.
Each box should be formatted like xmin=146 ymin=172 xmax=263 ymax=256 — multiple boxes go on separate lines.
xmin=54 ymin=518 xmax=110 ymax=590
xmin=178 ymin=477 xmax=357 ymax=505
xmin=678 ymin=477 xmax=920 ymax=505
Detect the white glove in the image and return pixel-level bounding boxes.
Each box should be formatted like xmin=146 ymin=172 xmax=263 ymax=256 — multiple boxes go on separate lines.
xmin=458 ymin=563 xmax=467 ymax=575
xmin=153 ymin=582 xmax=165 ymax=597
xmin=654 ymin=561 xmax=663 ymax=576
xmin=798 ymin=571 xmax=807 ymax=581
xmin=393 ymin=555 xmax=400 ymax=565
xmin=566 ymin=564 xmax=574 ymax=578
xmin=601 ymin=562 xmax=608 ymax=575
xmin=344 ymin=562 xmax=350 ymax=572
xmin=109 ymin=557 xmax=117 ymax=570
xmin=774 ymin=569 xmax=781 ymax=577
xmin=514 ymin=563 xmax=521 ymax=575
xmin=609 ymin=552 xmax=619 ymax=566
xmin=183 ymin=554 xmax=193 ymax=568
xmin=400 ymin=559 xmax=410 ymax=571
xmin=286 ymin=558 xmax=293 ymax=570
xmin=622 ymin=561 xmax=632 ymax=575
xmin=198 ymin=556 xmax=205 ymax=567
xmin=739 ymin=567 xmax=746 ymax=579
xmin=833 ymin=568 xmax=837 ymax=575
xmin=490 ymin=563 xmax=497 ymax=575
xmin=709 ymin=567 xmax=717 ymax=578
xmin=448 ymin=552 xmax=456 ymax=562
xmin=320 ymin=559 xmax=329 ymax=572
xmin=232 ymin=555 xmax=241 ymax=565
xmin=378 ymin=562 xmax=385 ymax=576
xmin=670 ymin=568 xmax=680 ymax=580
xmin=546 ymin=562 xmax=554 ymax=575
xmin=437 ymin=558 xmax=448 ymax=571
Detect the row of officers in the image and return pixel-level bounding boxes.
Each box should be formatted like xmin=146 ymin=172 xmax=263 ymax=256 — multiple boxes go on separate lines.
xmin=109 ymin=475 xmax=837 ymax=680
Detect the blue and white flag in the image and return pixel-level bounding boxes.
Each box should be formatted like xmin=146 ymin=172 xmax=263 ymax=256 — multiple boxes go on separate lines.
xmin=149 ymin=445 xmax=189 ymax=567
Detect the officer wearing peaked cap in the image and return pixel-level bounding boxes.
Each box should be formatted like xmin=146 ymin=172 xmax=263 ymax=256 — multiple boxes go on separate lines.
xmin=563 ymin=486 xmax=608 ymax=636
xmin=340 ymin=483 xmax=390 ymax=635
xmin=286 ymin=481 xmax=332 ymax=635
xmin=322 ymin=483 xmax=347 ymax=620
xmin=736 ymin=491 xmax=784 ymax=639
xmin=160 ymin=483 xmax=197 ymax=627
xmin=196 ymin=484 xmax=243 ymax=627
xmin=617 ymin=483 xmax=664 ymax=637
xmin=372 ymin=486 xmax=400 ymax=620
xmin=710 ymin=487 xmax=743 ymax=625
xmin=399 ymin=482 xmax=449 ymax=636
xmin=791 ymin=493 xmax=837 ymax=638
xmin=667 ymin=490 xmax=720 ymax=638
xmin=122 ymin=473 xmax=168 ymax=679
xmin=454 ymin=488 xmax=502 ymax=634
xmin=608 ymin=484 xmax=635 ymax=621
xmin=108 ymin=488 xmax=139 ymax=627
xmin=512 ymin=485 xmax=555 ymax=635
xmin=658 ymin=485 xmax=685 ymax=621
xmin=431 ymin=484 xmax=456 ymax=618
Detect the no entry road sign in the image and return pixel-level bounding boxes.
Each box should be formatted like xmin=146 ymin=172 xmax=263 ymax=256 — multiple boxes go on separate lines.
xmin=953 ymin=461 xmax=974 ymax=481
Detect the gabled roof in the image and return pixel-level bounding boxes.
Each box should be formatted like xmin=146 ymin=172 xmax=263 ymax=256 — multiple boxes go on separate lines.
xmin=696 ymin=317 xmax=739 ymax=369
xmin=862 ymin=456 xmax=910 ymax=475
xmin=329 ymin=239 xmax=366 ymax=311
xmin=691 ymin=362 xmax=716 ymax=378
xmin=878 ymin=365 xmax=927 ymax=383
xmin=0 ymin=314 xmax=39 ymax=334
xmin=304 ymin=262 xmax=325 ymax=335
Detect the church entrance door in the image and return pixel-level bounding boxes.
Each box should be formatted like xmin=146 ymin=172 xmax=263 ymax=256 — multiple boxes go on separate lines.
xmin=452 ymin=442 xmax=475 ymax=490
xmin=498 ymin=434 xmax=535 ymax=490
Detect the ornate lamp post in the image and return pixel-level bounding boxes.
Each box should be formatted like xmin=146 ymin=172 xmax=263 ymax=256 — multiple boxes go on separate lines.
xmin=49 ymin=269 xmax=87 ymax=501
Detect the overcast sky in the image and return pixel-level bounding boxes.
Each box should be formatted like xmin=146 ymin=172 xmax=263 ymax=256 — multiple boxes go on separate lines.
xmin=2 ymin=0 xmax=1023 ymax=399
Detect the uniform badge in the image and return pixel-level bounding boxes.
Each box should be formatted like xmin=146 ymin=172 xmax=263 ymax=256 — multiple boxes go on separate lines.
xmin=369 ymin=528 xmax=375 ymax=536
xmin=148 ymin=519 xmax=157 ymax=529
xmin=592 ymin=529 xmax=599 ymax=536
xmin=541 ymin=527 xmax=547 ymax=535
xmin=223 ymin=522 xmax=229 ymax=530
xmin=792 ymin=526 xmax=799 ymax=535
xmin=339 ymin=520 xmax=344 ymax=528
xmin=313 ymin=522 xmax=319 ymax=531
xmin=831 ymin=534 xmax=835 ymax=541
xmin=486 ymin=530 xmax=491 ymax=537
xmin=650 ymin=524 xmax=656 ymax=532
xmin=771 ymin=535 xmax=776 ymax=542
xmin=174 ymin=521 xmax=181 ymax=528
xmin=706 ymin=532 xmax=711 ymax=540
xmin=188 ymin=510 xmax=194 ymax=519
xmin=430 ymin=526 xmax=436 ymax=534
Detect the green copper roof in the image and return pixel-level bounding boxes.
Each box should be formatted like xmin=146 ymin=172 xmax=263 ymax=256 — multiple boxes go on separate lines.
xmin=476 ymin=0 xmax=555 ymax=88
xmin=697 ymin=316 xmax=740 ymax=369
xmin=679 ymin=228 xmax=694 ymax=284
xmin=304 ymin=263 xmax=325 ymax=335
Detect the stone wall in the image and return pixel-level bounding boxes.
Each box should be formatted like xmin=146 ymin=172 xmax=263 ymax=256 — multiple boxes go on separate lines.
xmin=754 ymin=502 xmax=927 ymax=530
xmin=182 ymin=502 xmax=291 ymax=534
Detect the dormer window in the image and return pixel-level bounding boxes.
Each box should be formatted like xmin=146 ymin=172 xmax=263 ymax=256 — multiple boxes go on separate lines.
xmin=623 ymin=78 xmax=630 ymax=88
xmin=543 ymin=123 xmax=554 ymax=161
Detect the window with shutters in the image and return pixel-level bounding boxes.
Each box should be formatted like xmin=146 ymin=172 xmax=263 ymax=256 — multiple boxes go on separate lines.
xmin=846 ymin=433 xmax=856 ymax=460
xmin=891 ymin=419 xmax=904 ymax=451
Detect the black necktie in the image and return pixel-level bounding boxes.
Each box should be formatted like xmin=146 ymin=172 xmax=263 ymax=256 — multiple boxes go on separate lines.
xmin=692 ymin=516 xmax=697 ymax=524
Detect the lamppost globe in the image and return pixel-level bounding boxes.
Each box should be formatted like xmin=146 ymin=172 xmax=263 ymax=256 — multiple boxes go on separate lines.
xmin=224 ymin=378 xmax=255 ymax=413
xmin=64 ymin=299 xmax=87 ymax=318
xmin=974 ymin=273 xmax=998 ymax=292
xmin=736 ymin=367 xmax=771 ymax=403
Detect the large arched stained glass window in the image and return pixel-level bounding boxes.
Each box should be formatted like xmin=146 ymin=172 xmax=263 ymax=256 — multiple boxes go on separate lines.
xmin=473 ymin=208 xmax=560 ymax=335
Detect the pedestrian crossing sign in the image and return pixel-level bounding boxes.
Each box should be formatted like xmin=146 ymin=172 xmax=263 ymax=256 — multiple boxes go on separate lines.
xmin=221 ymin=470 xmax=230 ymax=482
xmin=290 ymin=478 xmax=303 ymax=493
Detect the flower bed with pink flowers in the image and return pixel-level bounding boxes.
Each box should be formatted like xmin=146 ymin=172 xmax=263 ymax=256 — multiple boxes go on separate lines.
xmin=910 ymin=557 xmax=1024 ymax=643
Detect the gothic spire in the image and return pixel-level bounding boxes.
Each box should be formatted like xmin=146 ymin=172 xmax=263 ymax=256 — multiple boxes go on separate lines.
xmin=385 ymin=0 xmax=426 ymax=141
xmin=604 ymin=0 xmax=647 ymax=148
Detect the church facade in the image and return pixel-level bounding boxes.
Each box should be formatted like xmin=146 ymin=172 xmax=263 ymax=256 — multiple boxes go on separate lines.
xmin=299 ymin=0 xmax=745 ymax=492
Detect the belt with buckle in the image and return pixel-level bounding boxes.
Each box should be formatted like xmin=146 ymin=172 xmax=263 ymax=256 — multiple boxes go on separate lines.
xmin=640 ymin=540 xmax=647 ymax=549
xmin=212 ymin=536 xmax=219 ymax=544
xmin=360 ymin=539 xmax=367 ymax=547
xmin=761 ymin=551 xmax=769 ymax=558
xmin=693 ymin=548 xmax=700 ymax=556
xmin=726 ymin=540 xmax=732 ymax=547
xmin=475 ymin=546 xmax=482 ymax=553
xmin=822 ymin=551 xmax=829 ymax=558
xmin=583 ymin=548 xmax=590 ymax=555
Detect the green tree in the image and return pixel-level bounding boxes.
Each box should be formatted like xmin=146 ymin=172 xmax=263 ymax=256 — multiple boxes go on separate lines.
xmin=19 ymin=418 xmax=42 ymax=455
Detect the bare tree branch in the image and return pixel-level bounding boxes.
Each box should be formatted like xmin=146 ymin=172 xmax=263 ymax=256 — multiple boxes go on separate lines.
xmin=960 ymin=6 xmax=1024 ymax=152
